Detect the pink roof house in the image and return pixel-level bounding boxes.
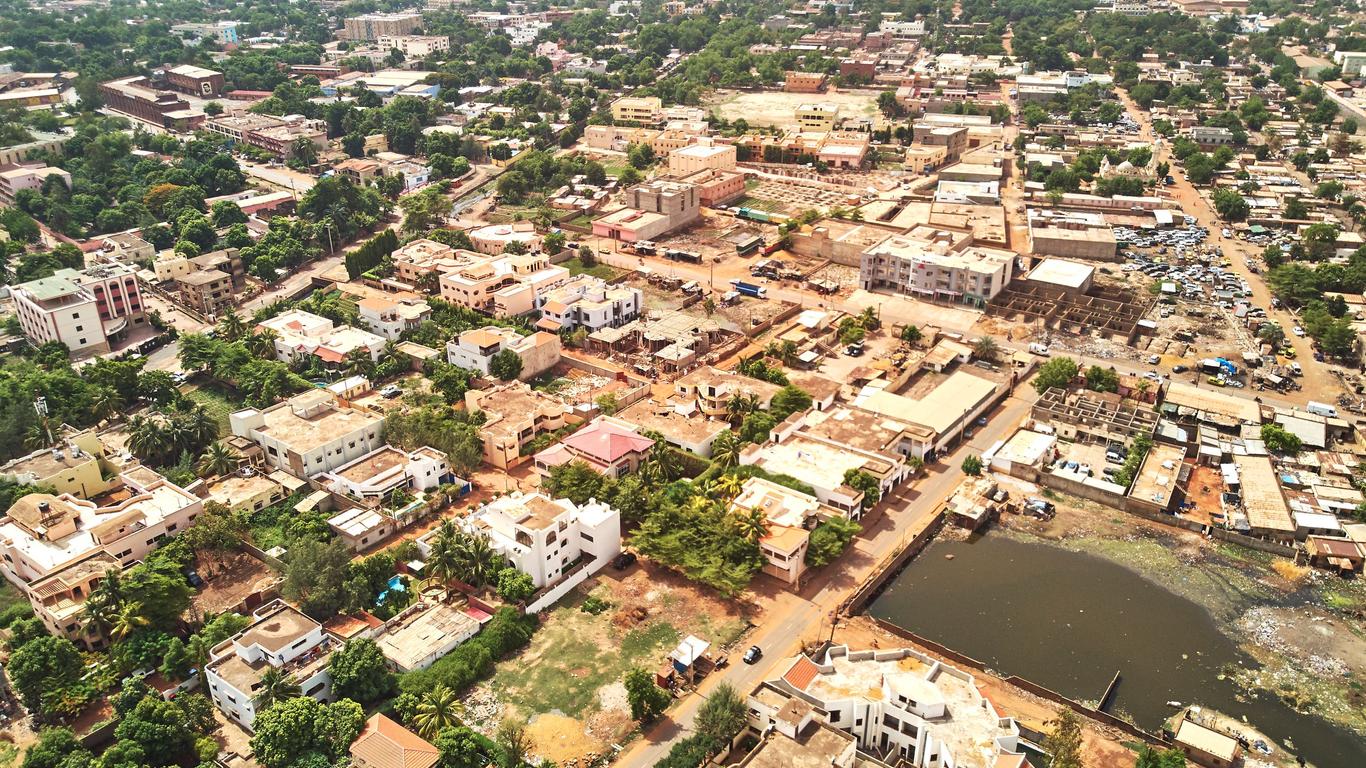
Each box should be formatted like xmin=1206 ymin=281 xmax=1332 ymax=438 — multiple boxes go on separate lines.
xmin=533 ymin=416 xmax=655 ymax=479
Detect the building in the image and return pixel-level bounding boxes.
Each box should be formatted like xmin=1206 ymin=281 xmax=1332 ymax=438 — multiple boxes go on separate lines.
xmin=611 ymin=95 xmax=663 ymax=125
xmin=438 ymin=251 xmax=570 ymax=318
xmin=391 ymin=238 xmax=467 ymax=283
xmin=1334 ymin=50 xmax=1366 ymax=77
xmin=98 ymin=77 xmax=201 ymax=130
xmin=206 ymin=600 xmax=337 ymax=730
xmin=785 ymin=71 xmax=828 ymax=93
xmin=0 ymin=430 xmax=118 ymax=500
xmin=465 ymin=491 xmax=621 ymax=588
xmin=911 ymin=123 xmax=968 ymax=163
xmin=533 ymin=416 xmax=655 ymax=479
xmin=322 ymin=445 xmax=452 ymax=504
xmin=728 ymin=701 xmax=856 ymax=768
xmin=678 ymin=168 xmax=745 ymax=207
xmin=376 ymin=35 xmax=450 ymax=58
xmin=668 ymin=143 xmax=737 ymax=175
xmin=1172 ymin=716 xmax=1242 ymax=768
xmin=859 ymin=225 xmax=1015 ymax=307
xmin=468 ymin=221 xmax=542 ymax=255
xmin=230 ymin=390 xmax=385 ymax=478
xmin=673 ymin=366 xmax=783 ymax=418
xmin=11 ymin=265 xmax=146 ymax=357
xmin=445 ymin=326 xmax=561 ymax=380
xmin=534 ymin=275 xmax=642 ymax=333
xmin=2 ymin=466 xmax=202 ymax=646
xmin=0 ymin=130 xmax=72 ymax=166
xmin=351 ymin=714 xmax=440 ymax=768
xmin=752 ymin=645 xmax=1024 ymax=768
xmin=741 ymin=430 xmax=906 ymax=518
xmin=248 ymin=119 xmax=328 ymax=161
xmin=258 ymin=309 xmax=387 ymax=366
xmin=850 ymin=370 xmax=1002 ymax=458
xmin=0 ymin=162 xmax=70 ymax=205
xmin=1027 ymin=209 xmax=1118 ymax=261
xmin=592 ymin=180 xmax=701 ymax=243
xmin=817 ymin=131 xmax=871 ymax=170
xmin=345 ymin=12 xmax=424 ymax=40
xmin=796 ymin=103 xmax=840 ymax=132
xmin=163 ymin=64 xmax=224 ymax=97
xmin=729 ymin=477 xmax=830 ymax=586
xmin=356 ymin=295 xmax=431 ymax=340
xmin=177 ymin=269 xmax=236 ymax=316
xmin=465 ymin=382 xmax=576 ymax=469
xmin=171 ymin=21 xmax=241 ymax=46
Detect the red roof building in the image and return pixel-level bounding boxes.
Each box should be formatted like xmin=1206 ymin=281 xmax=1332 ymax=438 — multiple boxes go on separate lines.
xmin=533 ymin=416 xmax=655 ymax=479
xmin=351 ymin=714 xmax=440 ymax=768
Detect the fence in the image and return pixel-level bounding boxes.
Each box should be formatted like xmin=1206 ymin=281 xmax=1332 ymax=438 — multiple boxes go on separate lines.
xmin=840 ymin=509 xmax=945 ymax=617
xmin=524 ymin=555 xmax=609 ymax=614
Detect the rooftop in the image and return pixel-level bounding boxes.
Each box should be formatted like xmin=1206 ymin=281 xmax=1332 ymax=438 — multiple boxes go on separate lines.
xmin=853 ymin=370 xmax=999 ymax=437
xmin=238 ymin=392 xmax=382 ymax=455
xmin=375 ymin=602 xmax=481 ymax=671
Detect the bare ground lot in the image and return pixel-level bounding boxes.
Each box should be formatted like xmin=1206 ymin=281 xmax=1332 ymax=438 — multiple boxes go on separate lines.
xmin=705 ymin=89 xmax=883 ymax=132
xmin=470 ymin=563 xmax=752 ymax=762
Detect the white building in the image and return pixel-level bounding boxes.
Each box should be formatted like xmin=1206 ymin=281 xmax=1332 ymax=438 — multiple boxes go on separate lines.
xmin=230 ymin=390 xmax=385 ymax=478
xmin=321 ymin=445 xmax=451 ymax=502
xmin=445 ymin=326 xmax=561 ymax=380
xmin=11 ymin=265 xmax=146 ymax=357
xmin=464 ymin=492 xmax=621 ymax=588
xmin=754 ymin=645 xmax=1024 ymax=768
xmin=859 ymin=225 xmax=1015 ymax=308
xmin=376 ymin=35 xmax=451 ymax=58
xmin=206 ymin=600 xmax=337 ymax=730
xmin=533 ymin=275 xmax=642 ymax=333
xmin=258 ymin=309 xmax=387 ymax=365
xmin=729 ymin=477 xmax=830 ymax=586
xmin=356 ymin=295 xmax=431 ymax=341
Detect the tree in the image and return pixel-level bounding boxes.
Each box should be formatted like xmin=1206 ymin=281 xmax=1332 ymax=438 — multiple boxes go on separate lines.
xmin=497 ymin=718 xmax=532 ymax=768
xmin=256 ymin=667 xmax=302 ymax=712
xmin=1261 ymin=423 xmax=1303 ymax=455
xmin=1211 ymin=188 xmax=1249 ymax=221
xmin=414 ymin=684 xmax=461 ymax=739
xmin=8 ymin=635 xmax=86 ymax=718
xmin=197 ymin=441 xmax=240 ymax=477
xmin=961 ymin=455 xmax=983 ymax=476
xmin=842 ymin=469 xmax=881 ymax=510
xmin=21 ymin=728 xmax=92 ymax=768
xmin=899 ymin=325 xmax=922 ymax=345
xmin=434 ymin=725 xmax=486 ymax=768
xmin=1256 ymin=322 xmax=1284 ymax=347
xmin=770 ymin=385 xmax=812 ymax=421
xmin=329 ymin=638 xmax=397 ymax=704
xmin=1284 ymin=197 xmax=1309 ymax=220
xmin=1033 ymin=357 xmax=1079 ymax=394
xmin=805 ymin=517 xmax=861 ymax=567
xmin=695 ymin=682 xmax=746 ymax=748
xmin=250 ymin=697 xmax=364 ymax=768
xmin=624 ymin=667 xmax=671 ymax=722
xmin=283 ymin=538 xmax=353 ymax=619
xmin=496 ymin=567 xmax=535 ymax=603
xmin=1044 ymin=709 xmax=1083 ymax=768
xmin=1084 ymin=365 xmax=1119 ymax=393
xmin=489 ymin=349 xmax=523 ymax=381
xmin=114 ymin=694 xmax=195 ymax=766
xmin=1134 ymin=747 xmax=1189 ymax=768
xmin=973 ymin=336 xmax=999 ymax=362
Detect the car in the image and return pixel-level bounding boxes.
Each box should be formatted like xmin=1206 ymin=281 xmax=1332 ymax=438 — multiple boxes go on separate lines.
xmin=380 ymin=384 xmax=402 ymax=398
xmin=611 ymin=551 xmax=637 ymax=570
xmin=171 ymin=372 xmax=188 ymax=385
xmin=1106 ymin=451 xmax=1125 ymax=464
xmin=1147 ymin=354 xmax=1160 ymax=365
xmin=975 ymin=416 xmax=988 ymax=426
xmin=845 ymin=344 xmax=864 ymax=356
xmin=743 ymin=645 xmax=763 ymax=664
xmin=1208 ymin=375 xmax=1226 ymax=386
xmin=1172 ymin=364 xmax=1188 ymax=373
xmin=1293 ymin=326 xmax=1306 ymax=336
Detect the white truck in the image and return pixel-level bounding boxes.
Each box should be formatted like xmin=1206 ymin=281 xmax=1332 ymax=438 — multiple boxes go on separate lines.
xmin=1307 ymin=400 xmax=1339 ymax=418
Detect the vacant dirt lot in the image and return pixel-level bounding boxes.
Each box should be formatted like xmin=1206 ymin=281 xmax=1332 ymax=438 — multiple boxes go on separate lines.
xmin=705 ymin=89 xmax=882 ymax=131
xmin=475 ymin=562 xmax=753 ymax=762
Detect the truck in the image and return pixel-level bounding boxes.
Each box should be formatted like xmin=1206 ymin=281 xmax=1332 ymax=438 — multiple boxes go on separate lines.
xmin=730 ymin=280 xmax=767 ymax=299
xmin=633 ymin=240 xmax=657 ymax=256
xmin=1307 ymin=401 xmax=1339 ymax=418
xmin=1028 ymin=343 xmax=1051 ymax=356
xmin=1199 ymin=358 xmax=1238 ymax=377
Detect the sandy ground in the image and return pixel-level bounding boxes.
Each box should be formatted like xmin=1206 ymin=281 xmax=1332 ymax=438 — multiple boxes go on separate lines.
xmin=705 ymin=89 xmax=883 ymax=132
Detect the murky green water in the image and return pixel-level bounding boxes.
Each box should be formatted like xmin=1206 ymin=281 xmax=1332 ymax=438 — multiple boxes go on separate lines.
xmin=870 ymin=535 xmax=1365 ymax=768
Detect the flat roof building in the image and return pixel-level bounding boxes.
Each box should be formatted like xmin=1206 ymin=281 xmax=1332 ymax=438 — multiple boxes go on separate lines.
xmin=230 ymin=390 xmax=385 ymax=479
xmin=860 ymin=225 xmax=1014 ymax=307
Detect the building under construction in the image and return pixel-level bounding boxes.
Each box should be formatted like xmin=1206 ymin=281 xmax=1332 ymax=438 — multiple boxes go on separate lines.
xmin=989 ymin=279 xmax=1155 ymax=342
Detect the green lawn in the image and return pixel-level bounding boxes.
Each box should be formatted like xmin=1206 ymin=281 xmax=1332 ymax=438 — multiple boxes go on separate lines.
xmin=185 ymin=385 xmax=244 ymax=437
xmin=561 ymin=257 xmax=622 ymax=280
xmin=735 ymin=195 xmax=784 ymax=213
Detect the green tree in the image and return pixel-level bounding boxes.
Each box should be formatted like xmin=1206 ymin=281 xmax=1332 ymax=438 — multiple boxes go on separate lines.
xmin=1211 ymin=188 xmax=1249 ymax=221
xmin=1134 ymin=746 xmax=1189 ymax=768
xmin=961 ymin=455 xmax=983 ymax=476
xmin=624 ymin=667 xmax=671 ymax=722
xmin=497 ymin=718 xmax=532 ymax=768
xmin=283 ymin=538 xmax=353 ymax=619
xmin=1033 ymin=357 xmax=1080 ymax=394
xmin=434 ymin=725 xmax=486 ymax=768
xmin=250 ymin=697 xmax=364 ymax=768
xmin=1084 ymin=365 xmax=1119 ymax=393
xmin=805 ymin=517 xmax=861 ymax=567
xmin=1044 ymin=709 xmax=1083 ymax=768
xmin=1261 ymin=423 xmax=1303 ymax=455
xmin=695 ymin=682 xmax=746 ymax=748
xmin=414 ymin=684 xmax=461 ymax=740
xmin=496 ymin=567 xmax=535 ymax=604
xmin=256 ymin=667 xmax=302 ymax=712
xmin=899 ymin=324 xmax=922 ymax=345
xmin=8 ymin=635 xmax=86 ymax=718
xmin=489 ymin=349 xmax=524 ymax=381
xmin=842 ymin=469 xmax=881 ymax=510
xmin=329 ymin=638 xmax=397 ymax=704
xmin=20 ymin=728 xmax=92 ymax=768
xmin=113 ymin=694 xmax=195 ymax=766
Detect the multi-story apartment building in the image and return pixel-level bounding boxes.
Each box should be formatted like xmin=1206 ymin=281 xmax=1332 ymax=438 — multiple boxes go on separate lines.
xmin=438 ymin=252 xmax=569 ymax=318
xmin=785 ymin=71 xmax=828 ymax=93
xmin=467 ymin=221 xmax=542 ymax=255
xmin=667 ymin=143 xmax=737 ymax=175
xmin=610 ymin=95 xmax=662 ymax=125
xmin=796 ymin=103 xmax=840 ymax=132
xmin=206 ymin=600 xmax=338 ymax=730
xmin=171 ymin=21 xmax=241 ymax=46
xmin=673 ymin=366 xmax=782 ymax=419
xmin=1 ymin=465 xmax=203 ymax=646
xmin=0 ymin=163 xmax=70 ymax=204
xmin=729 ymin=477 xmax=828 ymax=586
xmin=446 ymin=326 xmax=561 ymax=380
xmin=230 ymin=390 xmax=385 ymax=478
xmin=376 ymin=35 xmax=450 ymax=58
xmin=0 ymin=429 xmax=118 ymax=500
xmin=859 ymin=225 xmax=1014 ymax=307
xmin=345 ymin=12 xmax=423 ymax=40
xmin=463 ymin=491 xmax=621 ymax=588
xmin=532 ymin=416 xmax=655 ymax=479
xmin=12 ymin=264 xmax=146 ymax=357
xmin=258 ymin=309 xmax=387 ymax=365
xmin=98 ymin=77 xmax=202 ymax=130
xmin=464 ymin=383 xmax=575 ymax=469
xmin=534 ymin=275 xmax=642 ymax=332
xmin=163 ymin=64 xmax=224 ymax=97
xmin=321 ymin=445 xmax=452 ymax=504
xmin=751 ymin=645 xmax=1024 ymax=768
xmin=248 ymin=119 xmax=328 ymax=160
xmin=177 ymin=269 xmax=235 ymax=316
xmin=356 ymin=295 xmax=431 ymax=340
xmin=592 ymin=180 xmax=701 ymax=242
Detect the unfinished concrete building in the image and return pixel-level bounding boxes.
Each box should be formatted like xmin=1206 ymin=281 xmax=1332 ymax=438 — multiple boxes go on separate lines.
xmin=989 ymin=280 xmax=1154 ymax=342
xmin=1032 ymin=387 xmax=1160 ymax=444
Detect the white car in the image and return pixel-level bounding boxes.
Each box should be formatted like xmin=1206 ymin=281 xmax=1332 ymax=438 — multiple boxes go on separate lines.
xmin=1293 ymin=326 xmax=1306 ymax=337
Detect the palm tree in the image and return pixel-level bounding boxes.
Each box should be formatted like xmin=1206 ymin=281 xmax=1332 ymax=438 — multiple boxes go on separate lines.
xmin=973 ymin=336 xmax=1000 ymax=362
xmin=255 ymin=668 xmax=301 ymax=712
xmin=710 ymin=431 xmax=741 ymax=470
xmin=712 ymin=473 xmax=744 ymax=501
xmin=725 ymin=394 xmax=760 ymax=425
xmin=109 ymin=602 xmax=150 ymax=642
xmin=729 ymin=507 xmax=770 ymax=543
xmin=182 ymin=407 xmax=219 ymax=449
xmin=217 ymin=309 xmax=248 ymax=341
xmin=81 ymin=596 xmax=117 ymax=639
xmin=461 ymin=533 xmax=505 ymax=589
xmin=197 ymin=442 xmax=240 ymax=477
xmin=91 ymin=387 xmax=126 ymax=423
xmin=425 ymin=520 xmax=462 ymax=592
xmin=127 ymin=415 xmax=171 ymax=465
xmin=685 ymin=495 xmax=715 ymax=517
xmin=247 ymin=328 xmax=280 ymax=359
xmin=345 ymin=348 xmax=375 ymax=379
xmin=413 ymin=684 xmax=460 ymax=739
xmin=23 ymin=423 xmax=54 ymax=451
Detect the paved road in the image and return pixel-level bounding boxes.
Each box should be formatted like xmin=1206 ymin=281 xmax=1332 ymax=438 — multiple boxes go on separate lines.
xmin=616 ymin=387 xmax=1035 ymax=768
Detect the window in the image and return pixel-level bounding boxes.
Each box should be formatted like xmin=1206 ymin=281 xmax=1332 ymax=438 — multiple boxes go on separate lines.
xmin=75 ymin=325 xmax=82 ymax=332
xmin=581 ymin=532 xmax=593 ymax=543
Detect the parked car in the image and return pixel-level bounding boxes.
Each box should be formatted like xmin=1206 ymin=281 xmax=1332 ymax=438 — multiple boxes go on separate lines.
xmin=611 ymin=551 xmax=638 ymax=570
xmin=1172 ymin=364 xmax=1188 ymax=373
xmin=743 ymin=645 xmax=763 ymax=664
xmin=380 ymin=384 xmax=402 ymax=398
